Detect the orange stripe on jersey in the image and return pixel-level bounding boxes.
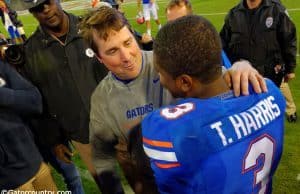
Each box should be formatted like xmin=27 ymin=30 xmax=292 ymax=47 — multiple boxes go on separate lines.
xmin=143 ymin=137 xmax=173 ymax=148
xmin=155 ymin=162 xmax=181 ymax=169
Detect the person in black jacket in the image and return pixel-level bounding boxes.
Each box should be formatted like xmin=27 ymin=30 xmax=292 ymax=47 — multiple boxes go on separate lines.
xmin=220 ymin=0 xmax=297 ymax=122
xmin=0 ymin=59 xmax=57 ymax=191
xmin=10 ymin=0 xmax=108 ymax=192
xmin=220 ymin=0 xmax=297 ymax=87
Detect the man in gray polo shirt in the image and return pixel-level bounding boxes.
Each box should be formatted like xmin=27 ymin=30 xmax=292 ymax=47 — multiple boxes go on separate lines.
xmin=79 ymin=6 xmax=267 ymax=194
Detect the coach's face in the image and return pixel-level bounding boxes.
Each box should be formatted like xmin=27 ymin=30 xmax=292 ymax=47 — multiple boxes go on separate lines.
xmin=30 ymin=0 xmax=65 ymax=29
xmin=94 ymin=26 xmax=142 ymax=80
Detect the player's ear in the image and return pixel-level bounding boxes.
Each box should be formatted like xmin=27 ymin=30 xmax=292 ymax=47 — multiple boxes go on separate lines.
xmin=175 ymin=74 xmax=193 ymax=93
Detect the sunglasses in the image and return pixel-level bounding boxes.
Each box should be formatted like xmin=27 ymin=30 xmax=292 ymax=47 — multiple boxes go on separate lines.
xmin=29 ymin=0 xmax=52 ymax=13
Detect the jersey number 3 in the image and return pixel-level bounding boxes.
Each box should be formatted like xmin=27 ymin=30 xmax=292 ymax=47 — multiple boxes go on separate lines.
xmin=161 ymin=102 xmax=194 ymax=119
xmin=243 ymin=134 xmax=275 ymax=194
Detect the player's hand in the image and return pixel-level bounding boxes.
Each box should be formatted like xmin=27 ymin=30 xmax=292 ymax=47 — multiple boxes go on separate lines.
xmin=224 ymin=60 xmax=267 ymax=96
xmin=53 ymin=144 xmax=73 ymax=163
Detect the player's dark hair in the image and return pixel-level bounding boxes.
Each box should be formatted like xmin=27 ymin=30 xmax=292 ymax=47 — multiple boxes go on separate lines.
xmin=79 ymin=6 xmax=130 ymax=53
xmin=154 ymin=15 xmax=222 ymax=84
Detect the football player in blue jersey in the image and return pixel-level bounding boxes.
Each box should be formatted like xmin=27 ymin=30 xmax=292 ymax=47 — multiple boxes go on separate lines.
xmin=142 ymin=15 xmax=286 ymax=194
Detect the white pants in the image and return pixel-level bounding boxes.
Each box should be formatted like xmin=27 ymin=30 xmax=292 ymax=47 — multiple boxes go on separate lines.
xmin=143 ymin=3 xmax=158 ymax=21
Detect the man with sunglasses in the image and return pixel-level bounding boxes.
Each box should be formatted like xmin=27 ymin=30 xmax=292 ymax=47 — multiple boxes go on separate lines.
xmin=10 ymin=0 xmax=108 ymax=192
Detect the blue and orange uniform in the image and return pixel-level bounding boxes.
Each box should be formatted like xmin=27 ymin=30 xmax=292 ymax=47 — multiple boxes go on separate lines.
xmin=142 ymin=79 xmax=285 ymax=194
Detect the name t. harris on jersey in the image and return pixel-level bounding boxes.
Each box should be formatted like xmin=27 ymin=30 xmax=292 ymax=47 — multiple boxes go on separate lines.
xmin=211 ymin=95 xmax=281 ymax=147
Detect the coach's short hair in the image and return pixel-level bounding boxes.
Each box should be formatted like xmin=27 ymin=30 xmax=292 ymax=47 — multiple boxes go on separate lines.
xmin=79 ymin=6 xmax=130 ymax=53
xmin=166 ymin=0 xmax=193 ymax=15
xmin=154 ymin=15 xmax=222 ymax=84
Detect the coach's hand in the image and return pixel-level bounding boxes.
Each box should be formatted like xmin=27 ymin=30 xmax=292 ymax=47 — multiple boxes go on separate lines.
xmin=53 ymin=144 xmax=73 ymax=163
xmin=224 ymin=60 xmax=267 ymax=96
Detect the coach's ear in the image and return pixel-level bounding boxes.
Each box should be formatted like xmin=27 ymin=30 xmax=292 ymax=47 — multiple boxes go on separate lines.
xmin=95 ymin=54 xmax=104 ymax=64
xmin=176 ymin=74 xmax=193 ymax=93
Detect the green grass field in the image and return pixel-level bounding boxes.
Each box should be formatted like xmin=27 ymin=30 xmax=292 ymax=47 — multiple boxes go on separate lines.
xmin=2 ymin=0 xmax=299 ymax=193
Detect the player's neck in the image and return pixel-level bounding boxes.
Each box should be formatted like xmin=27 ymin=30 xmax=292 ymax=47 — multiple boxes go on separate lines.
xmin=194 ymin=76 xmax=230 ymax=99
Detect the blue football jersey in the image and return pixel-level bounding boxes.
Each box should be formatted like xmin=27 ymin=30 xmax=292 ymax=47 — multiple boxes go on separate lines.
xmin=142 ymin=79 xmax=285 ymax=194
